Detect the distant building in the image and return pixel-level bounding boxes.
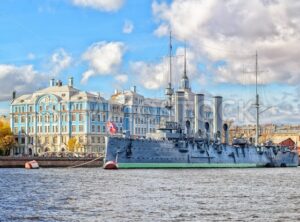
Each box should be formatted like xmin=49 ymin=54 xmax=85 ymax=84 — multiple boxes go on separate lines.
xmin=278 ymin=138 xmax=300 ymax=155
xmin=10 ymin=78 xmax=109 ymax=156
xmin=229 ymin=123 xmax=300 ymax=154
xmin=109 ymin=86 xmax=170 ymax=137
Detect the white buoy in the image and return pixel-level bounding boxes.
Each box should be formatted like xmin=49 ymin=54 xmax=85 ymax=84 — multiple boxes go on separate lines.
xmin=25 ymin=160 xmax=39 ymax=169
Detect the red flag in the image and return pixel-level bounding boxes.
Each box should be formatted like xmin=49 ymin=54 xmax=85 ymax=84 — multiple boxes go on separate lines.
xmin=106 ymin=121 xmax=118 ymax=134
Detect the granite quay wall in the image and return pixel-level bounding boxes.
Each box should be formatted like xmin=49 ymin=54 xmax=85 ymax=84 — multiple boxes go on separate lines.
xmin=0 ymin=157 xmax=103 ymax=168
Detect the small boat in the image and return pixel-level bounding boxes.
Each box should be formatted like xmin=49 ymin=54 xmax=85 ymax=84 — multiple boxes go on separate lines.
xmin=103 ymin=160 xmax=118 ymax=170
xmin=25 ymin=160 xmax=39 ymax=169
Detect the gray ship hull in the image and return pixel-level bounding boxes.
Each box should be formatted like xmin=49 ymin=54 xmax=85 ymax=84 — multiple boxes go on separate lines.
xmin=104 ymin=137 xmax=299 ymax=169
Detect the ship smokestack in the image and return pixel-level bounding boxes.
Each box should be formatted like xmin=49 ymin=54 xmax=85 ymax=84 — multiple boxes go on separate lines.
xmin=194 ymin=94 xmax=205 ymax=136
xmin=223 ymin=123 xmax=229 ymax=144
xmin=175 ymin=91 xmax=185 ymax=128
xmin=213 ymin=96 xmax=223 ymax=139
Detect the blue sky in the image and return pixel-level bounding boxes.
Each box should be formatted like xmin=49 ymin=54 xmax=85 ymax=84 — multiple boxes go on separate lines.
xmin=1 ymin=0 xmax=300 ymax=124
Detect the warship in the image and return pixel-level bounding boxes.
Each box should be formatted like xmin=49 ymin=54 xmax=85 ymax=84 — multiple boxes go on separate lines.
xmin=103 ymin=34 xmax=298 ymax=169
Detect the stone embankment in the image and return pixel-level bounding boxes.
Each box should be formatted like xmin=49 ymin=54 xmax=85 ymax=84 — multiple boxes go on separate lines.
xmin=0 ymin=157 xmax=103 ymax=168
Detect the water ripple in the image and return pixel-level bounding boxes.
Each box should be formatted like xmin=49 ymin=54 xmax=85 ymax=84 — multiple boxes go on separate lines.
xmin=0 ymin=168 xmax=299 ymax=222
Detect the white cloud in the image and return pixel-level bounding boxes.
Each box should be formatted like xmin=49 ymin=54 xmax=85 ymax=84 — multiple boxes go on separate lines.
xmin=50 ymin=48 xmax=72 ymax=76
xmin=115 ymin=74 xmax=128 ymax=83
xmin=27 ymin=53 xmax=36 ymax=60
xmin=130 ymin=47 xmax=198 ymax=90
xmin=153 ymin=0 xmax=300 ymax=85
xmin=0 ymin=49 xmax=72 ymax=102
xmin=0 ymin=65 xmax=46 ymax=101
xmin=81 ymin=41 xmax=125 ymax=83
xmin=123 ymin=20 xmax=134 ymax=34
xmin=71 ymin=0 xmax=124 ymax=12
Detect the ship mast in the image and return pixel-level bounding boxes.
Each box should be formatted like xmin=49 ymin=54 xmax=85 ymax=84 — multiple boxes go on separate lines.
xmin=165 ymin=31 xmax=174 ymax=120
xmin=255 ymin=51 xmax=259 ymax=146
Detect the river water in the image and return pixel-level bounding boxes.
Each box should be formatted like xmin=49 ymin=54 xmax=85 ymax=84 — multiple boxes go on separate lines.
xmin=0 ymin=168 xmax=299 ymax=222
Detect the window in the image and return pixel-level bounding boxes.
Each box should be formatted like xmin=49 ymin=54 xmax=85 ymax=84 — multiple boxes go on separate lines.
xmin=14 ymin=116 xmax=18 ymax=123
xmin=91 ymin=137 xmax=95 ymax=143
xmin=45 ymin=115 xmax=49 ymax=123
xmin=79 ymin=125 xmax=84 ymax=132
xmin=29 ymin=106 xmax=33 ymax=112
xmin=97 ymin=126 xmax=100 ymax=132
xmin=53 ymin=136 xmax=57 ymax=144
xmin=79 ymin=114 xmax=84 ymax=121
xmin=97 ymin=137 xmax=101 ymax=143
xmin=92 ymin=125 xmax=95 ymax=132
xmin=72 ymin=114 xmax=76 ymax=121
xmin=79 ymin=136 xmax=84 ymax=143
xmin=72 ymin=125 xmax=76 ymax=132
xmin=21 ymin=116 xmax=25 ymax=123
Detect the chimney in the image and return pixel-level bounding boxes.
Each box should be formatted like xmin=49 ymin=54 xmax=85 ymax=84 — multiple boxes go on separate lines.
xmin=12 ymin=91 xmax=16 ymax=100
xmin=223 ymin=123 xmax=229 ymax=144
xmin=213 ymin=96 xmax=223 ymax=139
xmin=68 ymin=77 xmax=74 ymax=87
xmin=131 ymin=86 xmax=136 ymax=93
xmin=175 ymin=91 xmax=185 ymax=128
xmin=50 ymin=78 xmax=55 ymax=87
xmin=194 ymin=94 xmax=205 ymax=136
xmin=56 ymin=80 xmax=62 ymax=87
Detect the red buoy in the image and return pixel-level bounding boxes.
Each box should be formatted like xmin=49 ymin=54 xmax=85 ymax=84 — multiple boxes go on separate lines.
xmin=104 ymin=161 xmax=118 ymax=170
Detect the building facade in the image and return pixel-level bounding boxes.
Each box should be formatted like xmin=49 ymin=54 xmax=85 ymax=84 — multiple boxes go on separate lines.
xmin=10 ymin=78 xmax=109 ymax=155
xmin=109 ymin=86 xmax=170 ymax=137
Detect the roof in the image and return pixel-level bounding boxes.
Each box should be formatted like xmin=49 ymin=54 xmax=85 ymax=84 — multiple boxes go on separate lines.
xmin=11 ymin=85 xmax=107 ymax=105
